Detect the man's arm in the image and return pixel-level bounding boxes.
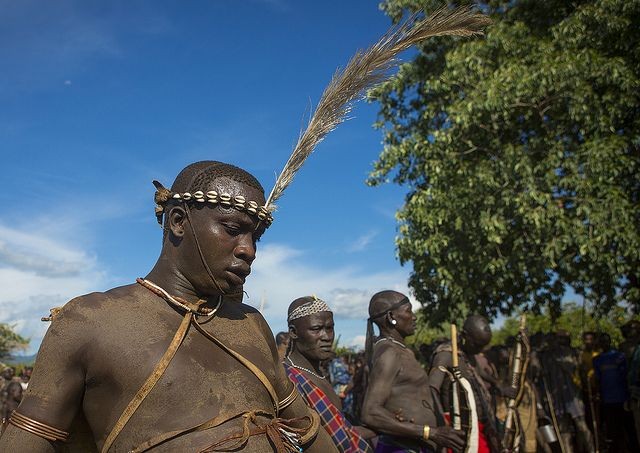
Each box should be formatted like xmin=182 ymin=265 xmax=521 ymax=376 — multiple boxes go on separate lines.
xmin=428 ymin=349 xmax=452 ymax=414
xmin=0 ymin=300 xmax=88 ymax=452
xmin=362 ymin=348 xmax=464 ymax=451
xmin=360 ymin=348 xmax=423 ymax=438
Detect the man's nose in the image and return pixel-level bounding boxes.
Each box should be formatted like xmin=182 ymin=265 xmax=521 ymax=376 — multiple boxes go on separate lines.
xmin=234 ymin=235 xmax=256 ymax=264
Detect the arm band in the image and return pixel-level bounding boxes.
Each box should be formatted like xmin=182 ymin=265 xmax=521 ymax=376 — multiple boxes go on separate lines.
xmin=277 ymin=383 xmax=299 ymax=412
xmin=8 ymin=411 xmax=69 ymax=442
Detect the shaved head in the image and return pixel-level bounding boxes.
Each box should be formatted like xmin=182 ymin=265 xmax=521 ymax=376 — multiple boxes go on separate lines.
xmin=461 ymin=315 xmax=491 ymax=354
xmin=368 ymin=290 xmax=408 ymax=327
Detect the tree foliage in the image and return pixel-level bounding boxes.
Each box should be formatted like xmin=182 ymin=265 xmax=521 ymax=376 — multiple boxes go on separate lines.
xmin=491 ymin=301 xmax=639 ymax=348
xmin=0 ymin=323 xmax=29 ymax=360
xmin=369 ymin=0 xmax=640 ymax=323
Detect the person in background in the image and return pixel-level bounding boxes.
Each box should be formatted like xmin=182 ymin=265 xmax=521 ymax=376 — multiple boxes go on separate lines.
xmin=578 ymin=332 xmax=600 ymax=444
xmin=619 ymin=321 xmax=640 ymax=360
xmin=363 ymin=290 xmax=464 ymax=453
xmin=430 ymin=315 xmax=513 ymax=452
xmin=275 ymin=331 xmax=290 ymax=362
xmin=626 ymin=320 xmax=640 ymax=447
xmin=535 ymin=331 xmax=594 ymax=453
xmin=593 ymin=332 xmax=639 ymax=452
xmin=328 ymin=354 xmax=355 ymax=418
xmin=1 ymin=381 xmax=23 ymax=433
xmin=284 ymin=296 xmax=373 ymax=452
xmin=19 ymin=367 xmax=32 ymax=391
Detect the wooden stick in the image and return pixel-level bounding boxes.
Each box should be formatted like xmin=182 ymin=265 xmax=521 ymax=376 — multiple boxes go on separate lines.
xmin=451 ymin=324 xmax=459 ymax=368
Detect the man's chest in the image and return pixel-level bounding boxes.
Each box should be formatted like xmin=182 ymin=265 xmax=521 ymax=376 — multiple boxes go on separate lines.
xmin=81 ymin=313 xmax=277 ymax=435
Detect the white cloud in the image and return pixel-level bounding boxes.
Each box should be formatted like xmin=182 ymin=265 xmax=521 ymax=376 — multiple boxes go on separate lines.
xmin=347 ymin=230 xmax=378 ymax=253
xmin=245 ymin=243 xmax=412 ymax=330
xmin=349 ymin=335 xmax=366 ymax=350
xmin=0 ymin=222 xmax=107 ymax=355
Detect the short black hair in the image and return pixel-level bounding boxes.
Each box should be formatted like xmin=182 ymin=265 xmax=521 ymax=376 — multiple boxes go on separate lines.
xmin=161 ymin=161 xmax=265 ymax=236
xmin=171 ymin=161 xmax=264 ymax=195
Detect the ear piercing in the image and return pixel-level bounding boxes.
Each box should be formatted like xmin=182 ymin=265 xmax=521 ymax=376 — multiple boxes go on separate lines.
xmin=391 ymin=319 xmax=397 ymax=325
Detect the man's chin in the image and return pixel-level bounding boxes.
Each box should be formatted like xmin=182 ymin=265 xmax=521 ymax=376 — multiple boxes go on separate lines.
xmin=224 ymin=284 xmax=245 ymax=300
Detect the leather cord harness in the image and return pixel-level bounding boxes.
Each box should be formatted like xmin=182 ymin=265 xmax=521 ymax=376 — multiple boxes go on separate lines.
xmin=101 ymin=279 xmax=316 ymax=453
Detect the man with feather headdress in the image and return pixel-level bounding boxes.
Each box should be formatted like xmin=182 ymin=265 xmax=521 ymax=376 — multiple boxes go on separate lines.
xmin=0 ymin=161 xmax=337 ymax=453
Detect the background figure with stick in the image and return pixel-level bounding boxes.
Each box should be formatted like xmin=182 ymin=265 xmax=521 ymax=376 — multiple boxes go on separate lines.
xmin=430 ymin=315 xmax=515 ymax=452
xmin=362 ymin=290 xmax=464 ymax=452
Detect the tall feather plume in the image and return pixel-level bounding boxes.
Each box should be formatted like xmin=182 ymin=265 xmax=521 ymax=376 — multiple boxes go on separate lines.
xmin=265 ymin=5 xmax=491 ymax=210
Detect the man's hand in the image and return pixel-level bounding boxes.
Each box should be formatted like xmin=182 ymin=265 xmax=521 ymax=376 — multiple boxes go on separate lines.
xmin=499 ymin=385 xmax=518 ymax=400
xmin=393 ymin=408 xmax=415 ymax=423
xmin=429 ymin=426 xmax=465 ymax=452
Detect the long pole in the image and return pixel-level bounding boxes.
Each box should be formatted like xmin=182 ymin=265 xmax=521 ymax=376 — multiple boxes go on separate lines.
xmin=542 ymin=374 xmax=567 ymax=453
xmin=451 ymin=323 xmax=462 ymax=430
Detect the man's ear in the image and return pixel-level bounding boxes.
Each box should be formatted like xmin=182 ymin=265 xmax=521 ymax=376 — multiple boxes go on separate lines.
xmin=168 ymin=206 xmax=187 ymax=237
xmin=386 ymin=312 xmax=395 ymax=326
xmin=288 ymin=324 xmax=298 ymax=340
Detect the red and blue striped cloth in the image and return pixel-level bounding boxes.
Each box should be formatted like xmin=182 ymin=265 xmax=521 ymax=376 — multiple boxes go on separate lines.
xmin=284 ymin=363 xmax=372 ymax=453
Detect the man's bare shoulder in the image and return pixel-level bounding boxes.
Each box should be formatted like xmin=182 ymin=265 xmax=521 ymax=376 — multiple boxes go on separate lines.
xmin=236 ymin=302 xmax=273 ymax=336
xmin=371 ymin=343 xmax=402 ymax=372
xmin=431 ymin=344 xmax=454 ymax=368
xmin=373 ymin=341 xmax=403 ymax=360
xmin=44 ymin=284 xmax=142 ymax=342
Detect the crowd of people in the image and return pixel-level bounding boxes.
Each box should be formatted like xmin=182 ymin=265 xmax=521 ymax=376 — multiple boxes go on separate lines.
xmin=5 ymin=292 xmax=640 ymax=452
xmin=275 ymin=296 xmax=640 ymax=453
xmin=0 ymin=366 xmax=31 ymax=428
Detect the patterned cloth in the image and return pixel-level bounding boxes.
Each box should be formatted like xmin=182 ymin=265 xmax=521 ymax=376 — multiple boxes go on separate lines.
xmin=284 ymin=363 xmax=372 ymax=453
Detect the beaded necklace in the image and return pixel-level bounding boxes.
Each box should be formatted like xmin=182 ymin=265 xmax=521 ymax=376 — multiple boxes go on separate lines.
xmin=286 ymin=356 xmax=326 ymax=380
xmin=374 ymin=336 xmax=407 ymax=349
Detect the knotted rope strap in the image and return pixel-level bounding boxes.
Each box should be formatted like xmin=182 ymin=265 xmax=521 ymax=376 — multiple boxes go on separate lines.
xmin=130 ymin=409 xmax=319 ymax=453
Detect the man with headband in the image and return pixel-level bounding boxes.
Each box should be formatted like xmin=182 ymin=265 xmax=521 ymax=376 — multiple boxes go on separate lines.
xmin=284 ymin=296 xmax=373 ymax=452
xmin=0 ymin=161 xmax=336 ymax=452
xmin=361 ymin=290 xmax=465 ymax=453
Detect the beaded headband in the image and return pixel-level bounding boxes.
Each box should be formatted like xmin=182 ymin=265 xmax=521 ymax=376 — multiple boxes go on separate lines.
xmin=287 ymin=296 xmax=332 ymax=323
xmin=152 ymin=180 xmax=273 ymax=228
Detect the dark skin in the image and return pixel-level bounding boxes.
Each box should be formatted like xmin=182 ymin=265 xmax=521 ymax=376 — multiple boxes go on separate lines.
xmin=288 ymin=309 xmax=339 ymax=408
xmin=288 ymin=304 xmax=376 ymax=440
xmin=429 ymin=315 xmax=516 ymax=423
xmin=583 ymin=333 xmax=596 ymax=352
xmin=2 ymin=382 xmax=23 ymax=421
xmin=0 ymin=177 xmax=337 ymax=453
xmin=275 ymin=332 xmax=290 ymax=362
xmin=361 ymin=291 xmax=465 ymax=452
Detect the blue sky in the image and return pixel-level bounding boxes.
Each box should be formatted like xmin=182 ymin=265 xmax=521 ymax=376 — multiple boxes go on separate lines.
xmin=1 ymin=0 xmax=426 ymax=354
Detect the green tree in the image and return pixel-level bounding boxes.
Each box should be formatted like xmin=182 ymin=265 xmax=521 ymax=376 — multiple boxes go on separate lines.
xmin=0 ymin=323 xmax=29 ymax=360
xmin=369 ymin=0 xmax=640 ymax=323
xmin=491 ymin=301 xmax=638 ymax=348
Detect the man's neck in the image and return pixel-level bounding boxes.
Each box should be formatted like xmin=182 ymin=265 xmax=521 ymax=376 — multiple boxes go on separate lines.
xmin=144 ymin=264 xmax=220 ymax=308
xmin=288 ymin=349 xmax=323 ymax=376
xmin=378 ymin=328 xmax=405 ymax=344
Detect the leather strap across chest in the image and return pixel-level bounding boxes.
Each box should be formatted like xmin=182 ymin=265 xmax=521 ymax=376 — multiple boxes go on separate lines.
xmin=101 ymin=287 xmax=281 ymax=453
